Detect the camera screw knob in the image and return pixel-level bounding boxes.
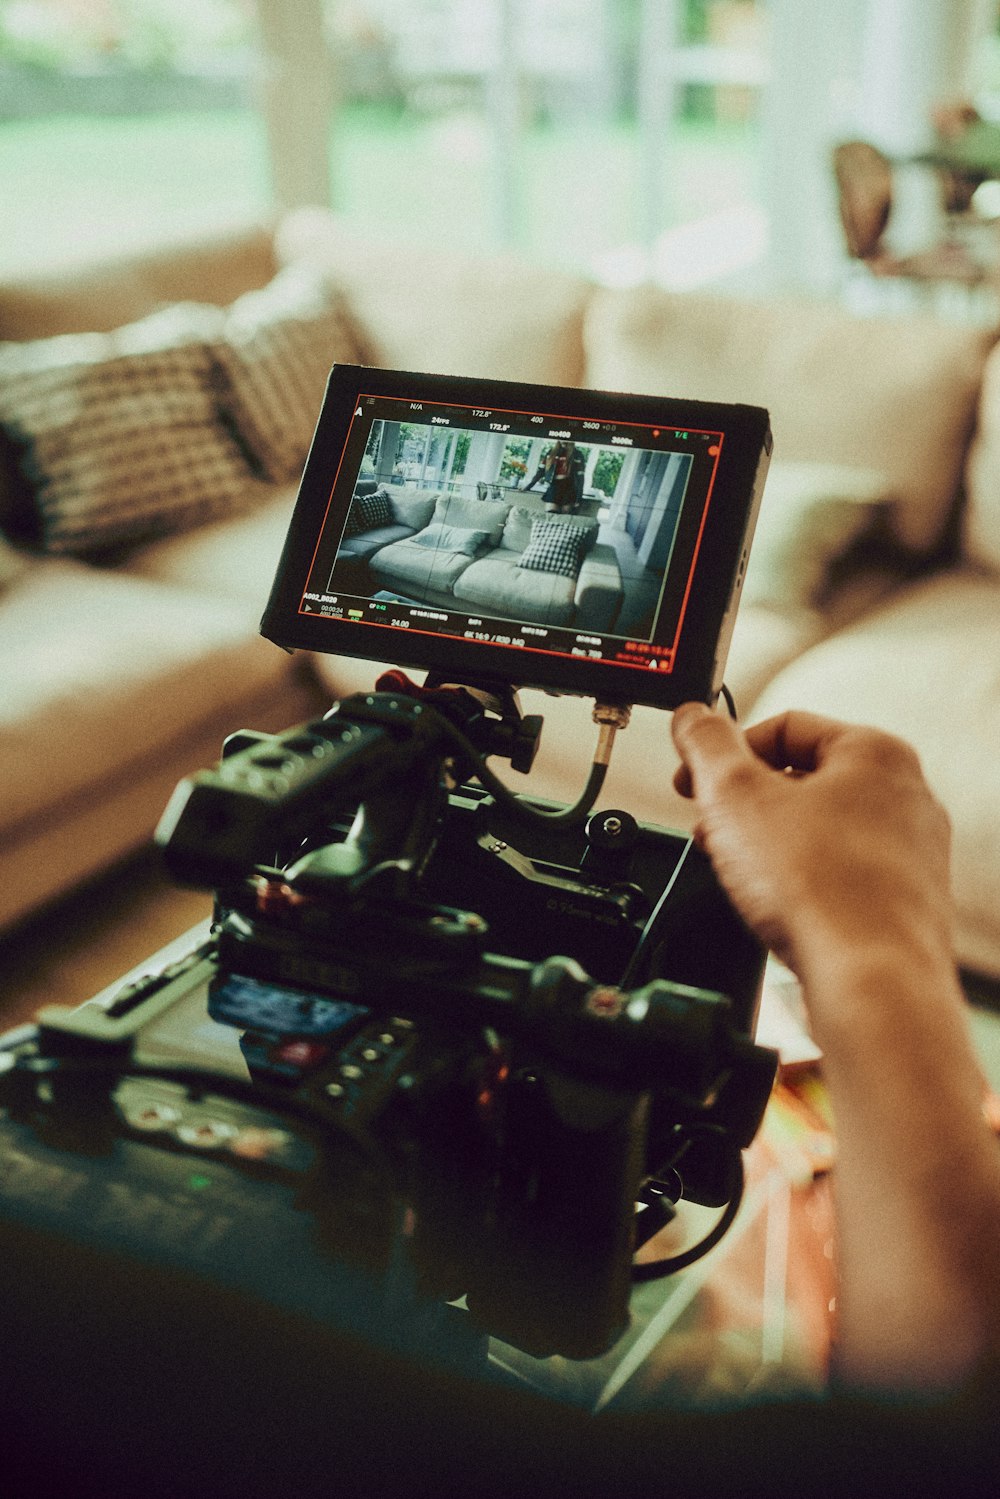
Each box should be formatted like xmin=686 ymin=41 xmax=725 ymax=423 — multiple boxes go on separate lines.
xmin=585 ymin=809 xmax=638 ymax=851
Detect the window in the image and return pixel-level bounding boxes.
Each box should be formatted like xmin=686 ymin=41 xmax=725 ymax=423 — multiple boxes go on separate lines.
xmin=0 ymin=0 xmax=268 ymax=274
xmin=0 ymin=0 xmax=768 ymax=280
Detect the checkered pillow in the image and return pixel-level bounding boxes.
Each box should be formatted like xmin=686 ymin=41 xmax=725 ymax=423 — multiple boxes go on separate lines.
xmin=214 ymin=265 xmax=360 ymax=484
xmin=359 ymin=486 xmax=393 ymax=529
xmin=517 ymin=517 xmax=590 ymax=578
xmin=0 ymin=310 xmax=266 ymax=555
xmin=343 ymin=487 xmax=393 ymax=539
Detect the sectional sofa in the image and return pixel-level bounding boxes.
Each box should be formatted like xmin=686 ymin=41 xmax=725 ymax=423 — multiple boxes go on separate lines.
xmin=1 ymin=208 xmax=999 ymax=983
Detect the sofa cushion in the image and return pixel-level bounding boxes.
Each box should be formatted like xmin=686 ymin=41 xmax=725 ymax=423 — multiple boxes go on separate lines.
xmin=0 ymin=263 xmax=359 ymax=555
xmin=433 ymin=493 xmax=511 ymax=544
xmin=747 ymin=569 xmax=1000 ymax=978
xmin=370 ymin=535 xmax=474 ymax=594
xmin=584 ymin=288 xmax=994 ymax=554
xmin=0 ymin=222 xmax=277 ymax=341
xmin=411 ymin=522 xmax=490 ymax=557
xmin=0 ymin=559 xmax=292 ymax=838
xmin=502 ymin=505 xmax=540 ymax=553
xmin=962 ymin=337 xmax=1000 ymax=572
xmin=387 ymin=490 xmax=438 ymax=530
xmin=348 ymin=486 xmax=394 ymax=533
xmin=0 ymin=306 xmax=269 ymax=554
xmin=276 ymin=207 xmax=591 ymax=387
xmin=339 ymin=524 xmax=412 ymax=562
xmin=453 ymin=551 xmax=577 ymax=626
xmin=123 ymin=486 xmax=298 ymax=614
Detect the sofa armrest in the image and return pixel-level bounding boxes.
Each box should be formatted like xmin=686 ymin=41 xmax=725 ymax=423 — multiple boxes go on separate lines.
xmin=574 ymin=546 xmax=622 ymax=631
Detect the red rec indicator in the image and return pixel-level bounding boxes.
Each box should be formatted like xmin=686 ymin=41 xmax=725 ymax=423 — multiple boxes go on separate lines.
xmin=708 ymin=444 xmax=720 ymax=456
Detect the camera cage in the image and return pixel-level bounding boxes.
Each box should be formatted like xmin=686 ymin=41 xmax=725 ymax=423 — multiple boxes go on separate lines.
xmin=5 ymin=670 xmax=775 ymax=1354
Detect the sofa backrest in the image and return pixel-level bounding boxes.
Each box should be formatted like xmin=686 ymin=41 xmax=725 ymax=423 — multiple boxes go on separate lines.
xmin=276 ymin=208 xmax=591 ymax=389
xmin=583 ymin=285 xmax=998 ymax=557
xmin=434 ymin=493 xmax=511 ymax=543
xmin=0 ymin=223 xmax=278 ymax=341
xmin=387 ymin=489 xmax=438 ymax=530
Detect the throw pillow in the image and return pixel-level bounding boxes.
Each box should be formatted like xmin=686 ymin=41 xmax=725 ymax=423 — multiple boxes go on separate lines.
xmin=359 ymin=486 xmax=393 ymax=529
xmin=0 ymin=306 xmax=266 ymax=555
xmin=742 ymin=463 xmax=895 ymax=612
xmin=213 ymin=264 xmax=360 ymax=485
xmin=411 ymin=522 xmax=489 ymax=556
xmin=0 ymin=531 xmax=29 ymax=591
xmin=518 ymin=517 xmax=590 ymax=578
xmin=343 ymin=486 xmax=394 ymax=538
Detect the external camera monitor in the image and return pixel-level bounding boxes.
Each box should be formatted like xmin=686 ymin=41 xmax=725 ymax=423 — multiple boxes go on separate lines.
xmin=261 ymin=366 xmax=771 ymax=710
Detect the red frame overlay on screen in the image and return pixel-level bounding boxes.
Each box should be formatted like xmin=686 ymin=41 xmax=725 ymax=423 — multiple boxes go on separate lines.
xmin=261 ymin=366 xmax=771 ymax=709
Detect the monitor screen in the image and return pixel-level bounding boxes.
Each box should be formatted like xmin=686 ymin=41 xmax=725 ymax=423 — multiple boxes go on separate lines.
xmin=261 ymin=366 xmax=771 ymax=709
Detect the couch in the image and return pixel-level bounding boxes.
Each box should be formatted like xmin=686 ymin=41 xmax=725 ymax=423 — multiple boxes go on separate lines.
xmin=339 ymin=486 xmax=624 ymax=632
xmin=1 ymin=208 xmax=999 ymax=983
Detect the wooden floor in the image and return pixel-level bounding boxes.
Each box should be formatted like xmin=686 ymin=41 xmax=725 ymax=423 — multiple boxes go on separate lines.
xmin=0 ymin=849 xmax=214 ymax=1035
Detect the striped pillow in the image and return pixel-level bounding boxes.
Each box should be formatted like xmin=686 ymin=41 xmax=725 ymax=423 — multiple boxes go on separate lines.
xmin=0 ymin=309 xmax=264 ymax=555
xmin=214 ymin=264 xmax=359 ymax=484
xmin=0 ymin=270 xmax=360 ymax=555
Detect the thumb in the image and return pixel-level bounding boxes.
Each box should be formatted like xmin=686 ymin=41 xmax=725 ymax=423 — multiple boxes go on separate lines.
xmin=671 ymin=702 xmax=757 ymax=800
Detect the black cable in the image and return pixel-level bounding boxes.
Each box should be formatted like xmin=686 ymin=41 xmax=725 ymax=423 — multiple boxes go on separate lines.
xmin=631 ymin=1152 xmax=745 ymax=1281
xmin=432 ymin=711 xmax=609 ymax=828
xmin=720 ymin=682 xmax=738 ymax=720
xmin=617 ymin=834 xmax=695 ymax=989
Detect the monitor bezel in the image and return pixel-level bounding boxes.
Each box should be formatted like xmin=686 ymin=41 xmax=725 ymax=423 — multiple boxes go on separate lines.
xmin=260 ymin=365 xmax=771 ymax=709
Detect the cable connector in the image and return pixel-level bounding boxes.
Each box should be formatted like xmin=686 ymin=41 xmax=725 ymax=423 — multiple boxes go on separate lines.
xmin=592 ymin=702 xmax=632 ymax=767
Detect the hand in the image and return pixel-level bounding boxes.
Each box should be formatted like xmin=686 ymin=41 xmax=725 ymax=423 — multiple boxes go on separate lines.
xmin=670 ymin=703 xmax=954 ymax=987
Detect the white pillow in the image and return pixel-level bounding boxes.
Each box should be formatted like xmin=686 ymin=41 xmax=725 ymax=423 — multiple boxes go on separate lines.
xmin=743 ymin=462 xmax=894 ymax=612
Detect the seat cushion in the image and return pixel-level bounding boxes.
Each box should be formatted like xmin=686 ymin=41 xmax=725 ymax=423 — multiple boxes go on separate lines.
xmin=123 ymin=487 xmax=299 ymax=616
xmin=0 ymin=559 xmax=294 ymax=838
xmin=453 ymin=552 xmax=577 ymax=626
xmin=748 ymin=569 xmax=1000 ymax=978
xmin=370 ymin=535 xmax=475 ymax=595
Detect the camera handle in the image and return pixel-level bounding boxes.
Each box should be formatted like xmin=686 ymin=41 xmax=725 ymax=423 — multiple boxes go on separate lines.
xmin=157 ymin=679 xmax=631 ymax=889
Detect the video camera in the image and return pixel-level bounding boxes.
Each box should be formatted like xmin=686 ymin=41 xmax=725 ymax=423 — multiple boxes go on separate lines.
xmin=0 ymin=367 xmax=776 ymax=1371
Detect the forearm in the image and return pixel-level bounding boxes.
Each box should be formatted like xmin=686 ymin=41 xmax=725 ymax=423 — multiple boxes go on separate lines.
xmin=804 ymin=946 xmax=1000 ymax=1393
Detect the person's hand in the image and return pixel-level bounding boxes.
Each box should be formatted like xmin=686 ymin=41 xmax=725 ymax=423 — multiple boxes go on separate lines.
xmin=670 ymin=704 xmax=954 ymax=988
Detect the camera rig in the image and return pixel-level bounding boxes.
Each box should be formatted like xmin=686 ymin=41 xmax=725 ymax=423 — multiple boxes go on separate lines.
xmin=0 ymin=674 xmax=777 ymax=1363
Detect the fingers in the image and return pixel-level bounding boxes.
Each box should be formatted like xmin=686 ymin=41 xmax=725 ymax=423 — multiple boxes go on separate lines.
xmin=742 ymin=710 xmax=849 ymax=773
xmin=672 ymin=702 xmax=924 ymax=800
xmin=670 ymin=702 xmax=759 ymax=800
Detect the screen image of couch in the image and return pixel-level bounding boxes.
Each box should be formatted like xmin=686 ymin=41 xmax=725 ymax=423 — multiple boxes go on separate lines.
xmin=332 ymin=490 xmax=624 ymax=632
